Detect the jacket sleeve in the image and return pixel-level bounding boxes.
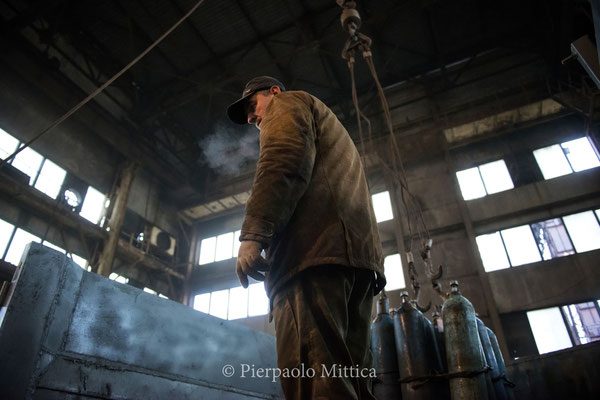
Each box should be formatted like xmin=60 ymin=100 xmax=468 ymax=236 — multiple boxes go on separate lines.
xmin=240 ymin=93 xmax=316 ymax=246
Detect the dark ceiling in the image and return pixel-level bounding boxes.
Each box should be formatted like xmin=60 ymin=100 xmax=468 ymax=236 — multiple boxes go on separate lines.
xmin=0 ymin=0 xmax=595 ymax=204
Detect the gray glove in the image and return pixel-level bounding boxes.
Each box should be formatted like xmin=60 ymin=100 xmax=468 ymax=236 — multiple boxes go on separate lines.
xmin=236 ymin=240 xmax=270 ymax=288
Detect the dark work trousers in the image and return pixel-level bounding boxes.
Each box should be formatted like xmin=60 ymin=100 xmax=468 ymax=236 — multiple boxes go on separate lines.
xmin=271 ymin=264 xmax=376 ymax=400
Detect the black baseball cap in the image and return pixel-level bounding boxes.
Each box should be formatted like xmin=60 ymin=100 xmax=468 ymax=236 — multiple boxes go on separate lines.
xmin=227 ymin=76 xmax=286 ymax=124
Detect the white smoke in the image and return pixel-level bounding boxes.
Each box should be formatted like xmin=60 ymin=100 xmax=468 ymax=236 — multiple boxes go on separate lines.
xmin=200 ymin=125 xmax=260 ymax=175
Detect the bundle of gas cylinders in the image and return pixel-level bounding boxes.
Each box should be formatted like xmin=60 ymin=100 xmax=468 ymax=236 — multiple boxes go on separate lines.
xmin=371 ymin=281 xmax=515 ymax=400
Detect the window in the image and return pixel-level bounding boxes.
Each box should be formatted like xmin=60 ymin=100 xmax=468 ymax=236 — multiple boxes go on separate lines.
xmin=143 ymin=287 xmax=157 ymax=294
xmin=530 ymin=218 xmax=575 ymax=260
xmin=528 ymin=300 xmax=600 ymax=355
xmin=372 ymin=191 xmax=394 ymax=222
xmin=42 ymin=241 xmax=66 ymax=254
xmin=533 ymin=137 xmax=600 ymax=180
xmin=228 ymin=286 xmax=249 ymax=320
xmin=4 ymin=228 xmax=41 ymax=265
xmin=456 ymin=159 xmax=514 ymax=200
xmin=109 ymin=273 xmax=129 ymax=284
xmin=11 ymin=147 xmax=43 ymax=185
xmin=0 ymin=128 xmax=19 ymax=160
xmin=70 ymin=254 xmax=88 ymax=270
xmin=198 ymin=236 xmax=217 ymax=265
xmin=527 ymin=307 xmax=573 ymax=354
xmin=562 ymin=211 xmax=600 ymax=253
xmin=475 ymin=232 xmax=511 ymax=272
xmin=383 ymin=254 xmax=405 ymax=291
xmin=500 ymin=225 xmax=541 ymax=267
xmin=233 ymin=230 xmax=241 ymax=257
xmin=0 ymin=219 xmax=15 ymax=259
xmin=209 ymin=289 xmax=229 ymax=319
xmin=198 ymin=229 xmax=243 ymax=265
xmin=248 ymin=283 xmax=269 ymax=317
xmin=79 ymin=186 xmax=106 ymax=224
xmin=34 ymin=159 xmax=67 ymax=199
xmin=215 ymin=232 xmax=234 ymax=262
xmin=193 ymin=293 xmax=210 ymax=313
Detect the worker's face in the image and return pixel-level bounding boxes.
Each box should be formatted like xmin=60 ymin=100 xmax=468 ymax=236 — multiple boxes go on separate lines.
xmin=245 ymin=86 xmax=280 ymax=129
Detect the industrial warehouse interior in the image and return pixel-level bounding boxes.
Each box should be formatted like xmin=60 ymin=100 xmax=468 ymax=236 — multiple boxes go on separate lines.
xmin=1 ymin=0 xmax=600 ymax=399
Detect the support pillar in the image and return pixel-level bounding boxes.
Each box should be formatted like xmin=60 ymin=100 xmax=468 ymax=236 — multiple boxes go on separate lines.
xmin=96 ymin=161 xmax=139 ymax=277
xmin=182 ymin=227 xmax=198 ymax=306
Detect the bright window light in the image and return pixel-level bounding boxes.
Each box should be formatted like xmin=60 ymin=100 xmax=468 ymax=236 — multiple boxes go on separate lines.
xmin=215 ymin=232 xmax=234 ymax=262
xmin=70 ymin=254 xmax=88 ymax=269
xmin=198 ymin=236 xmax=216 ymax=265
xmin=42 ymin=241 xmax=66 ymax=254
xmin=158 ymin=293 xmax=168 ymax=299
xmin=456 ymin=167 xmax=486 ymax=200
xmin=533 ymin=144 xmax=573 ymax=180
xmin=383 ymin=254 xmax=405 ymax=291
xmin=0 ymin=218 xmax=15 ymax=259
xmin=248 ymin=283 xmax=269 ymax=317
xmin=372 ymin=191 xmax=394 ymax=222
xmin=11 ymin=147 xmax=43 ymax=184
xmin=527 ymin=307 xmax=573 ymax=354
xmin=475 ymin=232 xmax=510 ymax=271
xmin=193 ymin=293 xmax=210 ymax=313
xmin=34 ymin=159 xmax=66 ymax=199
xmin=4 ymin=228 xmax=41 ymax=265
xmin=233 ymin=230 xmax=241 ymax=257
xmin=209 ymin=289 xmax=229 ymax=319
xmin=500 ymin=225 xmax=542 ymax=266
xmin=79 ymin=186 xmax=106 ymax=224
xmin=228 ymin=286 xmax=249 ymax=320
xmin=109 ymin=273 xmax=129 ymax=284
xmin=530 ymin=218 xmax=574 ymax=260
xmin=143 ymin=287 xmax=157 ymax=294
xmin=0 ymin=128 xmax=19 ymax=160
xmin=561 ymin=137 xmax=600 ymax=172
xmin=478 ymin=160 xmax=514 ymax=194
xmin=562 ymin=211 xmax=600 ymax=253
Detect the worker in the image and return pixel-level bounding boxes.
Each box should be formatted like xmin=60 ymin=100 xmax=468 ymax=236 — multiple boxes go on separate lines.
xmin=227 ymin=76 xmax=385 ymax=399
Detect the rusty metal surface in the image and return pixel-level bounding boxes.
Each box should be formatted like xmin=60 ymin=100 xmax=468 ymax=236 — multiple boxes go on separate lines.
xmin=0 ymin=243 xmax=283 ymax=399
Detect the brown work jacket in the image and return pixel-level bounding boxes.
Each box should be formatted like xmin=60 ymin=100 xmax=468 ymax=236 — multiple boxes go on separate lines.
xmin=239 ymin=91 xmax=385 ymax=300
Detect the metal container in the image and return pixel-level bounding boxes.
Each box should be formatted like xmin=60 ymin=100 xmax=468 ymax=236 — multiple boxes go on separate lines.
xmin=487 ymin=327 xmax=515 ymax=400
xmin=442 ymin=281 xmax=488 ymax=400
xmin=371 ymin=294 xmax=403 ymax=399
xmin=432 ymin=312 xmax=448 ymax=373
xmin=477 ymin=318 xmax=505 ymax=400
xmin=393 ymin=292 xmax=448 ymax=400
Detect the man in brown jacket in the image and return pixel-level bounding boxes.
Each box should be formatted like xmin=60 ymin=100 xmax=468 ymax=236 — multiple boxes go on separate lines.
xmin=227 ymin=76 xmax=385 ymax=400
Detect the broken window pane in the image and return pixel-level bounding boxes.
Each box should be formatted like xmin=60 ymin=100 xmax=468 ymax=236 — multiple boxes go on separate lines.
xmin=248 ymin=283 xmax=268 ymax=317
xmin=215 ymin=232 xmax=234 ymax=262
xmin=198 ymin=236 xmax=216 ymax=265
xmin=561 ymin=137 xmax=600 ymax=172
xmin=11 ymin=147 xmax=43 ymax=185
xmin=4 ymin=228 xmax=41 ymax=265
xmin=209 ymin=289 xmax=229 ymax=319
xmin=0 ymin=218 xmax=15 ymax=259
xmin=456 ymin=167 xmax=486 ymax=200
xmin=479 ymin=159 xmax=514 ymax=195
xmin=34 ymin=159 xmax=66 ymax=199
xmin=530 ymin=218 xmax=575 ymax=260
xmin=79 ymin=186 xmax=106 ymax=224
xmin=193 ymin=293 xmax=210 ymax=313
xmin=500 ymin=225 xmax=542 ymax=266
xmin=372 ymin=191 xmax=394 ymax=222
xmin=0 ymin=128 xmax=19 ymax=160
xmin=527 ymin=307 xmax=573 ymax=354
xmin=533 ymin=144 xmax=573 ymax=180
xmin=562 ymin=211 xmax=600 ymax=253
xmin=475 ymin=231 xmax=510 ymax=271
xmin=562 ymin=302 xmax=600 ymax=346
xmin=383 ymin=253 xmax=405 ymax=291
xmin=228 ymin=286 xmax=249 ymax=320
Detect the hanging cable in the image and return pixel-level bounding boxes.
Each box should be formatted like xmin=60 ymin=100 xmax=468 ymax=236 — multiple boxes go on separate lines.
xmin=0 ymin=0 xmax=206 ymax=168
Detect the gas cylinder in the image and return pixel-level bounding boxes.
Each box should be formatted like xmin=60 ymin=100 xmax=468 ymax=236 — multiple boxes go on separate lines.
xmin=393 ymin=291 xmax=448 ymax=400
xmin=486 ymin=327 xmax=515 ymax=400
xmin=476 ymin=318 xmax=504 ymax=400
xmin=442 ymin=281 xmax=488 ymax=400
xmin=371 ymin=294 xmax=402 ymax=400
xmin=432 ymin=312 xmax=448 ymax=373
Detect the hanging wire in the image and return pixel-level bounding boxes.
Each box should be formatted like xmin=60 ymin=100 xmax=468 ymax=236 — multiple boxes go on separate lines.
xmin=0 ymin=0 xmax=207 ymax=168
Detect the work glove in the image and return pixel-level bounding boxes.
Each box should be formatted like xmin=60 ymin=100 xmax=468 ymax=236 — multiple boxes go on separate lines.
xmin=236 ymin=240 xmax=270 ymax=288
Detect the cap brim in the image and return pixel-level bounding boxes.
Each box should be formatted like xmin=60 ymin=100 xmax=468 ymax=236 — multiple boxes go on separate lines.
xmin=227 ymin=92 xmax=254 ymax=125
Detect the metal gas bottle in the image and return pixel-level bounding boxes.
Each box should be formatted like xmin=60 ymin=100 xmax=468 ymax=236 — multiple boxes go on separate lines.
xmin=487 ymin=327 xmax=515 ymax=400
xmin=442 ymin=281 xmax=488 ymax=400
xmin=371 ymin=294 xmax=403 ymax=400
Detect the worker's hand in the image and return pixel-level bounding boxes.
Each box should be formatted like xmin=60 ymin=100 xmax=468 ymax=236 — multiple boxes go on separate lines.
xmin=236 ymin=240 xmax=270 ymax=288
